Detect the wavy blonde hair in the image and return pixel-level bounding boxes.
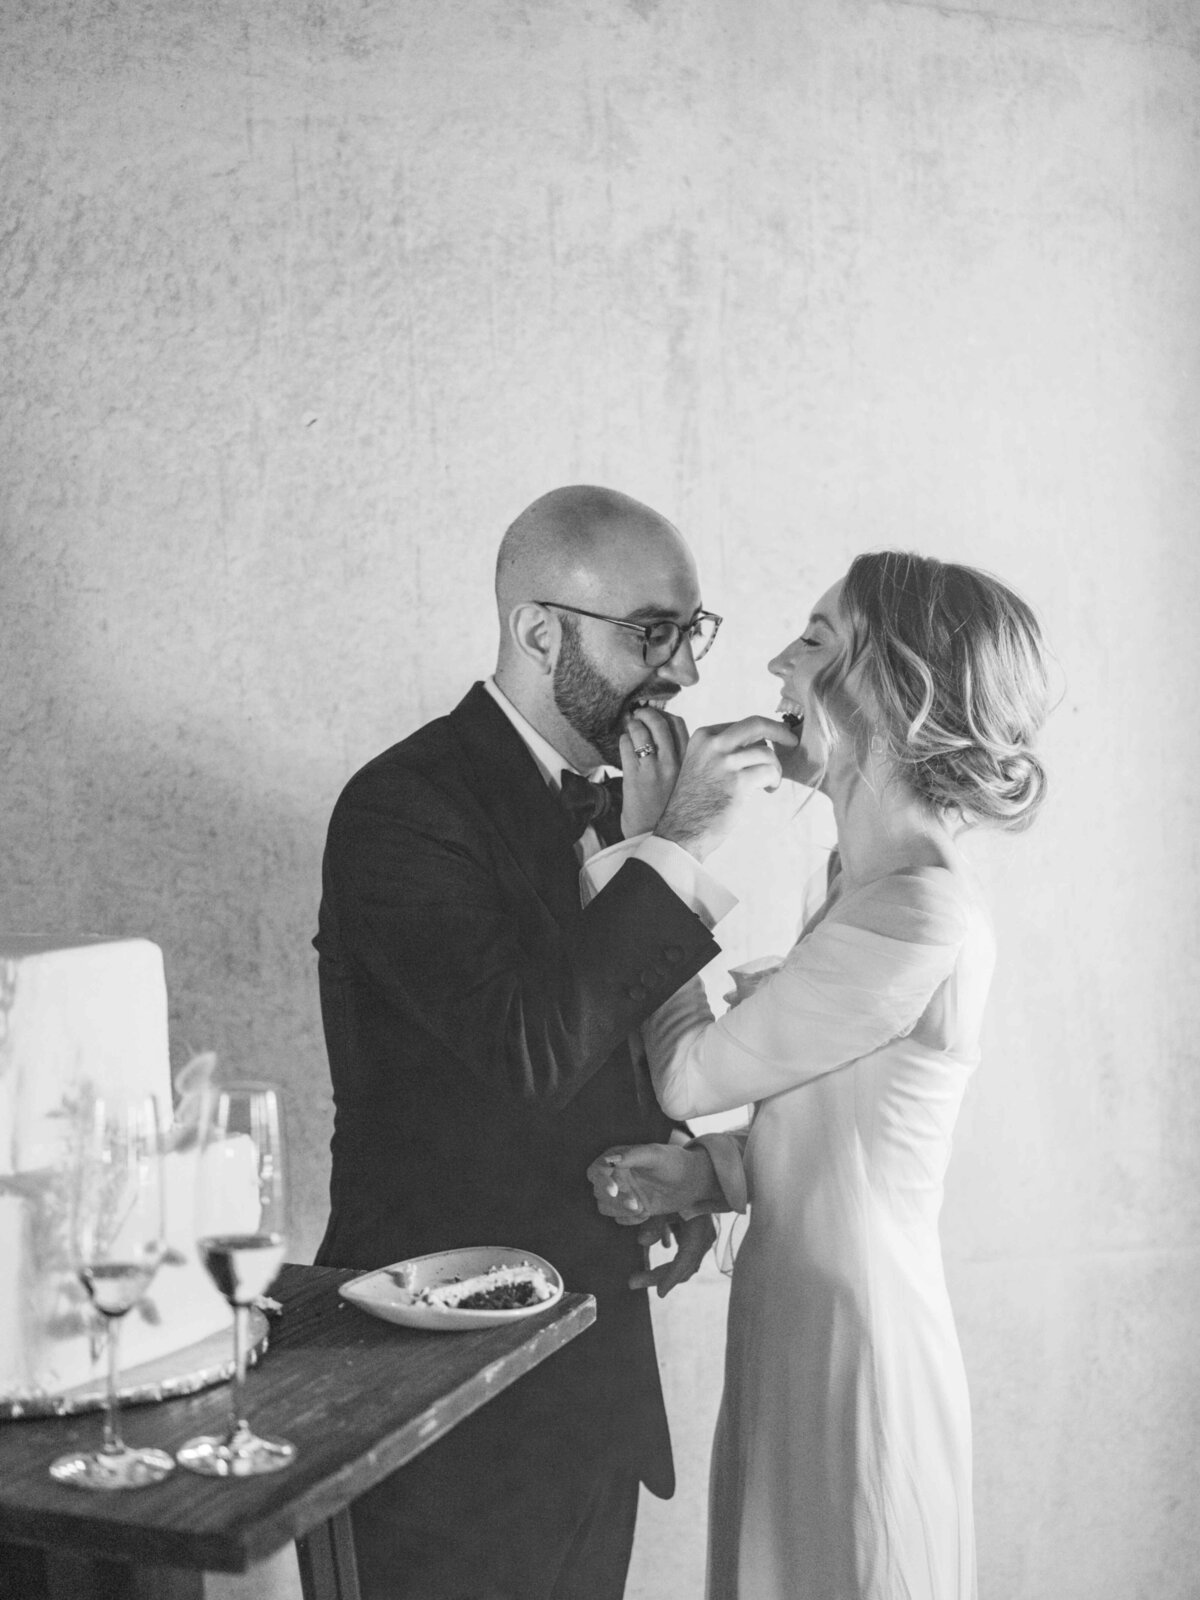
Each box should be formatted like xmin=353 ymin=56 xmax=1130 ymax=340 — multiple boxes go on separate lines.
xmin=814 ymin=551 xmax=1051 ymax=831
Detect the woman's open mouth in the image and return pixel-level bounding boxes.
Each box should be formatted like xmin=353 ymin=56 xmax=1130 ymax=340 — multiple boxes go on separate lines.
xmin=778 ymin=698 xmax=804 ymax=734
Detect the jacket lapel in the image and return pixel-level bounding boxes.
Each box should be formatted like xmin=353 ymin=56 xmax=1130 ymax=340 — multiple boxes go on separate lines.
xmin=449 ymin=683 xmax=658 ymax=1113
xmin=448 ymin=683 xmax=584 ymax=930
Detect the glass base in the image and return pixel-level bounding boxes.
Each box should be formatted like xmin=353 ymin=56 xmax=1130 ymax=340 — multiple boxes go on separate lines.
xmin=49 ymin=1443 xmax=175 ymax=1491
xmin=176 ymin=1425 xmax=296 ymax=1477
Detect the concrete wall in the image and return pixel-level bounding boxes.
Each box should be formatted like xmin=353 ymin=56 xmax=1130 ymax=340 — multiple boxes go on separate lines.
xmin=3 ymin=2 xmax=1198 ymax=1595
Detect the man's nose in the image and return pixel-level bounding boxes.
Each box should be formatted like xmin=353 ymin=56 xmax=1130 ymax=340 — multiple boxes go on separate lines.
xmin=661 ymin=633 xmax=701 ymax=687
xmin=767 ymin=651 xmax=788 ymax=677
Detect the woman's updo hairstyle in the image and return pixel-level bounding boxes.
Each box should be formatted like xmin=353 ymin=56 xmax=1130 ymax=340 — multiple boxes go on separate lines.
xmin=839 ymin=551 xmax=1050 ymax=831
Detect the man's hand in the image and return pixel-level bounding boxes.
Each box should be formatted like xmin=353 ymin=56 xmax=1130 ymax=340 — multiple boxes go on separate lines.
xmin=628 ymin=1213 xmax=717 ymax=1297
xmin=654 ymin=716 xmax=798 ymax=862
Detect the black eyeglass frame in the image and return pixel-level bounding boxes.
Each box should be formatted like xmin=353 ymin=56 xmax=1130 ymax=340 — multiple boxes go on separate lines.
xmin=535 ymin=600 xmax=723 ymax=665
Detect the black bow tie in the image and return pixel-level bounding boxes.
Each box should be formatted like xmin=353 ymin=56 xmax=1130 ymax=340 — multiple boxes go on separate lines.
xmin=559 ymin=770 xmax=624 ymax=848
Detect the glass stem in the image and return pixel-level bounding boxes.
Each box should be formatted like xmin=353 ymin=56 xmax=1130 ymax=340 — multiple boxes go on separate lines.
xmin=101 ymin=1312 xmax=125 ymax=1456
xmin=227 ymin=1301 xmax=249 ymax=1443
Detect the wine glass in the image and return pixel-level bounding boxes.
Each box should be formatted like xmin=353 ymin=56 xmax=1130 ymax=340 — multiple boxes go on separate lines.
xmin=176 ymin=1082 xmax=294 ymax=1476
xmin=49 ymin=1093 xmax=175 ymax=1490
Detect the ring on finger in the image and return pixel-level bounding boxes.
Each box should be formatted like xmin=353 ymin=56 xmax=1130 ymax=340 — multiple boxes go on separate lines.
xmin=633 ymin=744 xmax=656 ymax=760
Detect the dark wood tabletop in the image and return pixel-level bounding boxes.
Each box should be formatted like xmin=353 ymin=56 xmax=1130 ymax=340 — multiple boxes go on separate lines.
xmin=0 ymin=1263 xmax=596 ymax=1581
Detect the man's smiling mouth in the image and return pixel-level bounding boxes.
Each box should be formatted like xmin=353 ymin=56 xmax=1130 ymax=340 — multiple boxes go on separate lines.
xmin=627 ymin=691 xmax=677 ymax=716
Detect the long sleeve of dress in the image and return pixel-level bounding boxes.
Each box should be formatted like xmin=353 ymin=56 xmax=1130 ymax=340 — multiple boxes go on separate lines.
xmin=642 ymin=868 xmax=971 ymax=1120
xmin=688 ymin=1129 xmax=751 ymax=1213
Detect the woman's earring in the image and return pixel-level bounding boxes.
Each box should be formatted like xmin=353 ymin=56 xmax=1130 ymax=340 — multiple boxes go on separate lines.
xmin=869 ymin=732 xmax=886 ymax=757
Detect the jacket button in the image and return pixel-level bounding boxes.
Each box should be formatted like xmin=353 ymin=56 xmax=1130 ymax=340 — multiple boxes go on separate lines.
xmin=627 ymin=985 xmax=648 ymax=1002
xmin=641 ymin=967 xmax=663 ymax=987
xmin=663 ymin=944 xmax=684 ymax=962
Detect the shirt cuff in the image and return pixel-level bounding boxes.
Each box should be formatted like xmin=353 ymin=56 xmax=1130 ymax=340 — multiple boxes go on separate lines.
xmin=579 ymin=833 xmax=738 ymax=929
xmin=634 ymin=834 xmax=738 ymax=929
xmin=579 ymin=836 xmax=637 ymax=905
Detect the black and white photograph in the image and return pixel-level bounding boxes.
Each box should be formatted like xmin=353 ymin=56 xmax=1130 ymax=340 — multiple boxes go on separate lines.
xmin=2 ymin=4 xmax=1198 ymax=1598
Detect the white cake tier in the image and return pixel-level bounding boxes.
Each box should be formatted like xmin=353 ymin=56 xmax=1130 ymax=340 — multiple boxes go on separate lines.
xmin=0 ymin=935 xmax=258 ymax=1402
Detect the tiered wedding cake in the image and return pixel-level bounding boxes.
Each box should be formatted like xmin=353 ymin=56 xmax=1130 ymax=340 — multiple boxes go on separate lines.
xmin=0 ymin=935 xmax=237 ymax=1407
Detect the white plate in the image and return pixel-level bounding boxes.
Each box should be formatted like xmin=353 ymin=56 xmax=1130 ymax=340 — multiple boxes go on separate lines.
xmin=339 ymin=1246 xmax=564 ymax=1332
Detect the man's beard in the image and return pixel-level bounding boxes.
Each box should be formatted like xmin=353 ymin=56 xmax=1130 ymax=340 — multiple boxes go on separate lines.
xmin=552 ymin=617 xmax=670 ymax=767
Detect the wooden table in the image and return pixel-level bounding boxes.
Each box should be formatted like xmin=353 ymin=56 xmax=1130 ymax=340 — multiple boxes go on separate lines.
xmin=0 ymin=1263 xmax=596 ymax=1600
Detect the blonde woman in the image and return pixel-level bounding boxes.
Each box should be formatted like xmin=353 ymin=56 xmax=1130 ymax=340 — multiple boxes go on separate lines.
xmin=587 ymin=552 xmax=1051 ymax=1600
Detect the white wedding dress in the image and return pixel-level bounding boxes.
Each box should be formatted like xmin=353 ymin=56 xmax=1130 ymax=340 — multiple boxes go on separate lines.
xmin=643 ymin=864 xmax=993 ymax=1600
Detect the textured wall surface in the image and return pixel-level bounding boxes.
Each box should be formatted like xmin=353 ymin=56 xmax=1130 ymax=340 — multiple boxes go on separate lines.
xmin=3 ymin=2 xmax=1198 ymax=1596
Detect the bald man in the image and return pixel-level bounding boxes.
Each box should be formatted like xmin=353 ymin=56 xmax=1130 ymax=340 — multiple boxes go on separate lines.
xmin=313 ymin=487 xmax=785 ymax=1599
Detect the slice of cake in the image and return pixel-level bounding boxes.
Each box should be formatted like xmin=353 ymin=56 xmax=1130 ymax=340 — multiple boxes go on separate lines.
xmin=0 ymin=935 xmax=237 ymax=1407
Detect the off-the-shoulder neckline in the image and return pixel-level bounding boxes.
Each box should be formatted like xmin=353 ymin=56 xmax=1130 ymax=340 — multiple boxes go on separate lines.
xmin=823 ymin=864 xmax=971 ymax=916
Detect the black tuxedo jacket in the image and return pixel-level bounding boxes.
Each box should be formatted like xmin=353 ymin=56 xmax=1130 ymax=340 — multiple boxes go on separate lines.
xmin=313 ymin=682 xmax=719 ymax=1495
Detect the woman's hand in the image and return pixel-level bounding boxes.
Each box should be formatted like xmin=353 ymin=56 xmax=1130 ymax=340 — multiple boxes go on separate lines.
xmin=619 ymin=706 xmax=690 ymax=837
xmin=587 ymin=1142 xmax=721 ymax=1221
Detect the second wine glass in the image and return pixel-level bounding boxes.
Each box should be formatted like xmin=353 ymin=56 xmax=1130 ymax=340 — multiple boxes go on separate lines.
xmin=176 ymin=1082 xmax=294 ymax=1477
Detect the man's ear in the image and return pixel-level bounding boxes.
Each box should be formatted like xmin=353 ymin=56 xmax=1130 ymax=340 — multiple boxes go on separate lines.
xmin=508 ymin=602 xmax=558 ymax=676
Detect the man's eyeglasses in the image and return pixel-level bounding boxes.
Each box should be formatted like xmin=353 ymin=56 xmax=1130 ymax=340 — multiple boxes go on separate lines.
xmin=537 ymin=601 xmax=723 ymax=667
